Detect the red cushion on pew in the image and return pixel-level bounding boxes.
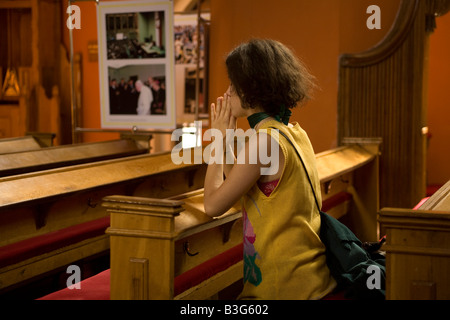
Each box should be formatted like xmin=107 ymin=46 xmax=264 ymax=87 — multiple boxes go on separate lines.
xmin=37 ymin=269 xmax=111 ymax=300
xmin=174 ymin=243 xmax=243 ymax=296
xmin=38 ymin=243 xmax=244 ymax=300
xmin=413 ymin=197 xmax=430 ymax=210
xmin=0 ymin=216 xmax=110 ymax=269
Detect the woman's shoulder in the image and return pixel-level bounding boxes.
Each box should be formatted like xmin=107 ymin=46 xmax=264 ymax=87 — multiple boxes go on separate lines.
xmin=258 ymin=120 xmax=307 ymax=142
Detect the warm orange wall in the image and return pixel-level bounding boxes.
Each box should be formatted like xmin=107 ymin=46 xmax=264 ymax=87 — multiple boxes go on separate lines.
xmin=59 ymin=0 xmax=448 ymax=185
xmin=67 ymin=0 xmax=123 ymax=142
xmin=209 ymin=0 xmax=400 ymax=152
xmin=66 ymin=0 xmax=400 ymax=148
xmin=338 ymin=0 xmax=401 ymax=54
xmin=427 ymin=14 xmax=450 ymax=186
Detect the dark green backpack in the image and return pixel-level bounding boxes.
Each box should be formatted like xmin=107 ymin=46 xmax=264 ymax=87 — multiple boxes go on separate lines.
xmin=319 ymin=210 xmax=386 ymax=299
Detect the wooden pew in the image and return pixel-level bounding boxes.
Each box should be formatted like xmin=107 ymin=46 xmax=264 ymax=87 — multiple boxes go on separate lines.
xmin=0 ymin=150 xmax=206 ymax=294
xmin=105 ymin=193 xmax=242 ymax=300
xmin=103 ymin=138 xmax=380 ymax=300
xmin=319 ymin=137 xmax=381 ymax=242
xmin=1 ymin=138 xmax=380 ymax=298
xmin=379 ymin=180 xmax=450 ymax=300
xmin=0 ymin=135 xmax=151 ymax=177
xmin=0 ymin=133 xmax=55 ymax=155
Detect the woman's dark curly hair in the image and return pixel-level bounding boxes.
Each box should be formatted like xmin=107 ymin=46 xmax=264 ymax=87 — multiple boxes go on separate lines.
xmin=225 ymin=39 xmax=316 ymax=115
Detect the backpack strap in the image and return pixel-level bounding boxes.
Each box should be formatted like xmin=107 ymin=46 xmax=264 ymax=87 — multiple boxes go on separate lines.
xmin=270 ymin=127 xmax=321 ymax=212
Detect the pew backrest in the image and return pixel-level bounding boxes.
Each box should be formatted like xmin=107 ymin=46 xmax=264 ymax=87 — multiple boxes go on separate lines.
xmin=0 ymin=138 xmax=149 ymax=177
xmin=0 ymin=135 xmax=47 ymax=155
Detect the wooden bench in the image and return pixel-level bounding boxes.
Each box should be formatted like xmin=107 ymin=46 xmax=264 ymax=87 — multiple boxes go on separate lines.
xmin=0 ymin=136 xmax=150 ymax=177
xmin=105 ymin=192 xmax=243 ymax=300
xmin=379 ymin=180 xmax=450 ymax=300
xmin=318 ymin=137 xmax=381 ymax=241
xmin=0 ymin=133 xmax=55 ymax=155
xmin=0 ymin=137 xmax=380 ymax=298
xmin=0 ymin=149 xmax=206 ymax=294
xmin=37 ymin=139 xmax=380 ymax=300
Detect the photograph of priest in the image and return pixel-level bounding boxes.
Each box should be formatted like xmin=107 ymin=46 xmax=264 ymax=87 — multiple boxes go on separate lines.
xmin=135 ymin=80 xmax=153 ymax=115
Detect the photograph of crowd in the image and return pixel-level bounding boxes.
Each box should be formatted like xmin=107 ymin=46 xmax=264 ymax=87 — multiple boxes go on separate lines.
xmin=174 ymin=24 xmax=198 ymax=65
xmin=108 ymin=65 xmax=166 ymax=116
xmin=106 ymin=11 xmax=166 ymax=60
xmin=173 ymin=18 xmax=207 ymax=67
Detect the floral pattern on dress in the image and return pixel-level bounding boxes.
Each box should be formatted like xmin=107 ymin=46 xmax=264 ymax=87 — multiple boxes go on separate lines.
xmin=242 ymin=180 xmax=279 ymax=287
xmin=243 ymin=207 xmax=262 ymax=286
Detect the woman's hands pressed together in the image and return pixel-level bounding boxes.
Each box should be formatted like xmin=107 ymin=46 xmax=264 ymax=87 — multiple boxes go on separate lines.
xmin=210 ymin=93 xmax=236 ymax=141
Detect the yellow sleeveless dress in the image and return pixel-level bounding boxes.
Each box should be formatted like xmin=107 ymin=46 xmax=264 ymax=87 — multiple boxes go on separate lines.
xmin=239 ymin=119 xmax=336 ymax=300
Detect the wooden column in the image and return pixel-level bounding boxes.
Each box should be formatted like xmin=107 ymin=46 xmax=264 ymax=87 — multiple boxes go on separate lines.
xmin=104 ymin=195 xmax=185 ymax=300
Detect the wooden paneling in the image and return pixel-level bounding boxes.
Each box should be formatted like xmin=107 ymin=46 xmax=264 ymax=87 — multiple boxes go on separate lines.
xmin=379 ymin=180 xmax=450 ymax=300
xmin=0 ymin=0 xmax=69 ymax=142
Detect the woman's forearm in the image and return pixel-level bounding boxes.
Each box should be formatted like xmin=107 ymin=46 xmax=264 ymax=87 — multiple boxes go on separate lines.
xmin=204 ymin=160 xmax=224 ymax=216
xmin=223 ymin=142 xmax=236 ymax=177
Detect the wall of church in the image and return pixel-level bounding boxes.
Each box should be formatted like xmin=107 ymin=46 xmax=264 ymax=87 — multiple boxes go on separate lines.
xmin=61 ymin=0 xmax=449 ymax=186
xmin=209 ymin=0 xmax=401 ymax=153
xmin=427 ymin=14 xmax=450 ymax=186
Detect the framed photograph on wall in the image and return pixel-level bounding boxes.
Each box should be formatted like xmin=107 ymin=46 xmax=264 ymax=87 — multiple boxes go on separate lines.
xmin=97 ymin=0 xmax=175 ymax=130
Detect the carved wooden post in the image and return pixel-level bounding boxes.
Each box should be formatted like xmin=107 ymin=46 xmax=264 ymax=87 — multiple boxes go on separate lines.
xmin=379 ymin=181 xmax=450 ymax=299
xmin=379 ymin=207 xmax=450 ymax=299
xmin=104 ymin=195 xmax=185 ymax=300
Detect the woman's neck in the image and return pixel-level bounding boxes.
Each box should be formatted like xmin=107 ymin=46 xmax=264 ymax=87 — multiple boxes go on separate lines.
xmin=255 ymin=116 xmax=274 ymax=131
xmin=247 ymin=110 xmax=272 ymax=129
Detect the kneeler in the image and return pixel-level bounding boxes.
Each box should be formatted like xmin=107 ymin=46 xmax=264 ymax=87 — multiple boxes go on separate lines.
xmin=38 ymin=242 xmax=349 ymax=300
xmin=38 ymin=243 xmax=243 ymax=300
